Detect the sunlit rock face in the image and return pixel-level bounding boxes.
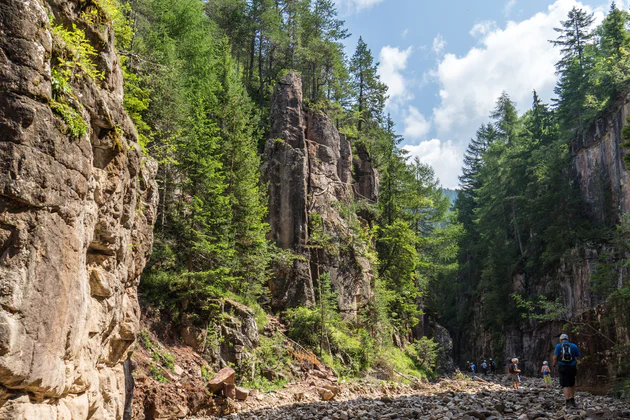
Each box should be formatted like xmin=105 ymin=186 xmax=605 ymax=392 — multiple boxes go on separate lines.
xmin=263 ymin=73 xmax=375 ymax=318
xmin=0 ymin=0 xmax=158 ymax=418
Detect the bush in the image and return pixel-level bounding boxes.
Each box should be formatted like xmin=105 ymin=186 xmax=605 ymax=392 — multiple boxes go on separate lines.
xmin=285 ymin=305 xmax=376 ymax=377
xmin=408 ymin=337 xmax=438 ymax=374
xmin=239 ymin=333 xmax=293 ymax=391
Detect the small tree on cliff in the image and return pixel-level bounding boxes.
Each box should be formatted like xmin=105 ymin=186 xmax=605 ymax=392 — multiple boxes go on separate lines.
xmin=551 ymin=6 xmax=596 ymax=130
xmin=349 ymin=37 xmax=388 ymax=133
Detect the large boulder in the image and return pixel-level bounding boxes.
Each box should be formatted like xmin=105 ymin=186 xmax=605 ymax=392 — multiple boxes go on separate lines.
xmin=0 ymin=0 xmax=158 ymax=418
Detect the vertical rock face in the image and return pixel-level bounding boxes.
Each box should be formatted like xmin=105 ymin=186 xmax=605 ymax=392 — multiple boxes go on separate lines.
xmin=263 ymin=73 xmax=375 ymax=317
xmin=0 ymin=0 xmax=158 ymax=418
xmin=353 ymin=143 xmax=379 ymax=205
xmin=264 ymin=73 xmax=314 ymax=309
xmin=572 ymin=95 xmax=630 ymax=221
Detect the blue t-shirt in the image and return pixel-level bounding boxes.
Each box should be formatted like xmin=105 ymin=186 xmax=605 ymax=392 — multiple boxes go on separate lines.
xmin=554 ymin=341 xmax=582 ymax=366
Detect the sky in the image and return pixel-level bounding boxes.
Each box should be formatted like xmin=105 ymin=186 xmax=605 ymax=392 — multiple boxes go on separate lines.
xmin=333 ymin=0 xmax=621 ymax=188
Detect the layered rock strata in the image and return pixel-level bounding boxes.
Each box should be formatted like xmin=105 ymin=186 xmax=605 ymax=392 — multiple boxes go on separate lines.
xmin=263 ymin=73 xmax=375 ymax=317
xmin=0 ymin=0 xmax=157 ymax=418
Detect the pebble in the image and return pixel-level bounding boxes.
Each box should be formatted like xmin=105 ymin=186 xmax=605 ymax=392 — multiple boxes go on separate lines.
xmin=189 ymin=376 xmax=630 ymax=420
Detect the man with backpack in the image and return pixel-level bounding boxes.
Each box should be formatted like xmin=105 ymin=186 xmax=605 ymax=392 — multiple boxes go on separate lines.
xmin=553 ymin=333 xmax=582 ymax=408
xmin=481 ymin=360 xmax=488 ymax=376
xmin=489 ymin=358 xmax=496 ymax=375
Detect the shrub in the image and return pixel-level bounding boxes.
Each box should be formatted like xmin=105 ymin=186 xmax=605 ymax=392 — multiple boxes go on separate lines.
xmin=408 ymin=337 xmax=439 ymax=374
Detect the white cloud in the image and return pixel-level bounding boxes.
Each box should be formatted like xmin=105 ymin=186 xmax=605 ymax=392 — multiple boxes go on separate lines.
xmin=504 ymin=0 xmax=517 ymax=16
xmin=335 ymin=0 xmax=384 ymax=13
xmin=403 ymin=106 xmax=431 ymax=140
xmin=432 ymin=33 xmax=446 ymax=55
xmin=432 ymin=0 xmax=603 ymax=141
xmin=470 ymin=21 xmax=497 ymax=38
xmin=378 ymin=45 xmax=413 ymax=106
xmin=404 ymin=140 xmax=462 ymax=189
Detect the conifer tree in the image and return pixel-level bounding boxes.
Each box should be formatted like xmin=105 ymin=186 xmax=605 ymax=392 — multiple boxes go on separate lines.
xmin=349 ymin=37 xmax=388 ymax=132
xmin=551 ymin=6 xmax=595 ymax=72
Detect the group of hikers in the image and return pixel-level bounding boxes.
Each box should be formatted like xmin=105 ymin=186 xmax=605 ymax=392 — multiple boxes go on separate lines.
xmin=459 ymin=358 xmax=497 ymax=376
xmin=458 ymin=334 xmax=582 ymax=408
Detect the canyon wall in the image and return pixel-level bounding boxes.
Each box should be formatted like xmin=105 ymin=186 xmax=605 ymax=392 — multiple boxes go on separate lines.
xmin=465 ymin=96 xmax=630 ymax=383
xmin=263 ymin=73 xmax=375 ymax=318
xmin=0 ymin=0 xmax=157 ymax=418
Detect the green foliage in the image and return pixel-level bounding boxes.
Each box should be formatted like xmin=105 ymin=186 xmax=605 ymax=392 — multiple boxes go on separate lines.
xmin=512 ymin=294 xmax=568 ymax=323
xmin=48 ymin=18 xmax=99 ymax=139
xmin=285 ymin=306 xmax=370 ymax=377
xmin=49 ymin=100 xmax=88 ymax=139
xmin=148 ymin=361 xmax=169 ymax=382
xmin=377 ymin=220 xmax=422 ymax=333
xmin=239 ymin=333 xmax=292 ymax=391
xmin=408 ymin=337 xmax=438 ymax=374
xmin=51 ymin=22 xmax=103 ymax=82
xmin=131 ymin=0 xmax=272 ymax=317
xmin=349 ymin=37 xmax=388 ymax=132
xmin=138 ymin=330 xmax=175 ymax=381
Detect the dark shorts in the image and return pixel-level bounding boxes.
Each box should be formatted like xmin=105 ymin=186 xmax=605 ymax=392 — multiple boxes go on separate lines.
xmin=558 ymin=364 xmax=577 ymax=387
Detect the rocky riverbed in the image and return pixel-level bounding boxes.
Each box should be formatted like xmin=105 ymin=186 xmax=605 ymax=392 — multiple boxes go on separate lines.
xmin=188 ymin=375 xmax=630 ymax=419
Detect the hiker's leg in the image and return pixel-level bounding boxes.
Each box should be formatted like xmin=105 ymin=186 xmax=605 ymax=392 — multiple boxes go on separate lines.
xmin=562 ymin=387 xmax=570 ymax=400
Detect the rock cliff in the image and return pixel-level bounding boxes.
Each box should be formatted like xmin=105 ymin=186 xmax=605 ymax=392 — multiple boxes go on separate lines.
xmin=0 ymin=0 xmax=157 ymax=418
xmin=263 ymin=73 xmax=375 ymax=318
xmin=573 ymin=95 xmax=630 ymax=222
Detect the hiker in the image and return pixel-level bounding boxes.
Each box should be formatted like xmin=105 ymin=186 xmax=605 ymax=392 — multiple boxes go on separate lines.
xmin=489 ymin=358 xmax=496 ymax=375
xmin=508 ymin=358 xmax=521 ymax=389
xmin=541 ymin=360 xmax=552 ymax=388
xmin=481 ymin=360 xmax=488 ymax=375
xmin=553 ymin=333 xmax=582 ymax=408
xmin=470 ymin=362 xmax=477 ymax=374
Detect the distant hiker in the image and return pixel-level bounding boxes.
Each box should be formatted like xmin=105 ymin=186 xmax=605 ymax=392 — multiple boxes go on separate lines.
xmin=489 ymin=358 xmax=496 ymax=374
xmin=470 ymin=362 xmax=477 ymax=374
xmin=481 ymin=360 xmax=488 ymax=375
xmin=508 ymin=358 xmax=521 ymax=389
xmin=553 ymin=333 xmax=582 ymax=408
xmin=541 ymin=360 xmax=552 ymax=388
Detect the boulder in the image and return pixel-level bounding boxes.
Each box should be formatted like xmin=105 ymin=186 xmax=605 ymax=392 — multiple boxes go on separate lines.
xmin=208 ymin=367 xmax=235 ymax=394
xmin=317 ymin=387 xmax=335 ymax=401
xmin=223 ymin=383 xmax=236 ymax=399
xmin=323 ymin=384 xmax=340 ymax=397
xmin=235 ymin=386 xmax=249 ymax=401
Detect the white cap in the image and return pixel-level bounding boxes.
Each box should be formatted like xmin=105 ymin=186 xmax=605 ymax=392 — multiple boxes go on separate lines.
xmin=560 ymin=333 xmax=569 ymax=341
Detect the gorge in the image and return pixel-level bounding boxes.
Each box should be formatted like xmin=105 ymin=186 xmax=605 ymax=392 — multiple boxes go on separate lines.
xmin=1 ymin=0 xmax=630 ymax=419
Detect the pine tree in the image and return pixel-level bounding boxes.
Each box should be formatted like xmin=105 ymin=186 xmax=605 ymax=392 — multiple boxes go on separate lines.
xmin=490 ymin=92 xmax=519 ymax=143
xmin=551 ymin=6 xmax=595 ymax=72
xmin=215 ymin=41 xmax=270 ymax=298
xmin=349 ymin=37 xmax=388 ymax=132
xmin=598 ymin=2 xmax=630 ymax=58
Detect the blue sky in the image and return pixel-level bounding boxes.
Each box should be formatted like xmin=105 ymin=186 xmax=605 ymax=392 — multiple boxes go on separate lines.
xmin=334 ymin=0 xmax=619 ymax=188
